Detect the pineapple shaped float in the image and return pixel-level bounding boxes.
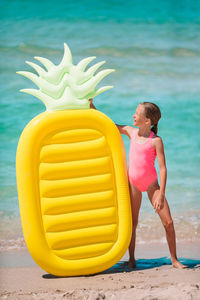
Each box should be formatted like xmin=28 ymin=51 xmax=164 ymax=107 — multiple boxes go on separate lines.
xmin=16 ymin=43 xmax=132 ymax=276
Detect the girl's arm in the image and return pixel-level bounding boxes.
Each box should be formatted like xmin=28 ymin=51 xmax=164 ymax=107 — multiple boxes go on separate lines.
xmin=154 ymin=137 xmax=167 ymax=211
xmin=89 ymin=98 xmax=133 ymax=138
xmin=115 ymin=124 xmax=133 ymax=139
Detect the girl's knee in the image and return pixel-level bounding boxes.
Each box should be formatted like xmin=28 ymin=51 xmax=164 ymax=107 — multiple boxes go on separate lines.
xmin=163 ymin=219 xmax=174 ymax=230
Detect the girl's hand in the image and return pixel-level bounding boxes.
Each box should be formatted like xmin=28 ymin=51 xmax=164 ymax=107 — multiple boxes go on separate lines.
xmin=89 ymin=98 xmax=96 ymax=109
xmin=89 ymin=98 xmax=93 ymax=107
xmin=153 ymin=192 xmax=164 ymax=213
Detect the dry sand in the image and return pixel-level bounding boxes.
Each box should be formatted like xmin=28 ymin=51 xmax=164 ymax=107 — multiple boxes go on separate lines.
xmin=0 ymin=242 xmax=200 ymax=300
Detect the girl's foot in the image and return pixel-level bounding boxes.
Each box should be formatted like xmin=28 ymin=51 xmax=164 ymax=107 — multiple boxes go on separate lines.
xmin=172 ymin=259 xmax=187 ymax=269
xmin=128 ymin=259 xmax=136 ymax=268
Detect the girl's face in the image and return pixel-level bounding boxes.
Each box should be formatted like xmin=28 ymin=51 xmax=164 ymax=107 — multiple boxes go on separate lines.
xmin=133 ymin=105 xmax=150 ymax=127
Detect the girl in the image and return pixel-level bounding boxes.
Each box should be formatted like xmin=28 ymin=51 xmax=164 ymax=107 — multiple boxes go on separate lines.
xmin=90 ymin=99 xmax=186 ymax=269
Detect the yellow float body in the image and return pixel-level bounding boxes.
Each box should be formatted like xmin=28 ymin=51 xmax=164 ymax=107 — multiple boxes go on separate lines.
xmin=16 ymin=108 xmax=132 ymax=276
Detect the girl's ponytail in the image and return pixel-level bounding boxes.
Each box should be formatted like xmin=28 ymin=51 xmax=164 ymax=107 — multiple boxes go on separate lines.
xmin=141 ymin=102 xmax=161 ymax=135
xmin=151 ymin=124 xmax=158 ymax=134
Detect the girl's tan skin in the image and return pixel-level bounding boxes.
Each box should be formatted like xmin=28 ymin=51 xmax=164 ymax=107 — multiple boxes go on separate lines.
xmin=90 ymin=99 xmax=186 ymax=269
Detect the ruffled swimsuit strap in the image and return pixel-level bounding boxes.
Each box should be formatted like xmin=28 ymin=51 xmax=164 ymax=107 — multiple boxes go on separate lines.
xmin=149 ymin=131 xmax=154 ymax=139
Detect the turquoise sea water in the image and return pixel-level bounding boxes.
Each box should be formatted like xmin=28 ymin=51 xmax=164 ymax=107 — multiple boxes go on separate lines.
xmin=0 ymin=0 xmax=200 ymax=249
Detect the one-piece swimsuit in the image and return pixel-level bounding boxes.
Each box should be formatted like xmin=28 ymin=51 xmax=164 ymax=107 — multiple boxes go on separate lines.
xmin=128 ymin=129 xmax=157 ymax=192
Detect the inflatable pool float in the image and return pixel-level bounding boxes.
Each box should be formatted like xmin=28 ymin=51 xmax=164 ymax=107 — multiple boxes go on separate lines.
xmin=16 ymin=43 xmax=132 ymax=276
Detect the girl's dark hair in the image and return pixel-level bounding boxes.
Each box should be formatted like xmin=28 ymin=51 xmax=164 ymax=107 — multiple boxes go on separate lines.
xmin=140 ymin=102 xmax=161 ymax=134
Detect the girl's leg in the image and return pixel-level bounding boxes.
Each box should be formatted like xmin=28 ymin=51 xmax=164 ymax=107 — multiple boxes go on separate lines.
xmin=128 ymin=182 xmax=142 ymax=268
xmin=147 ymin=180 xmax=186 ymax=269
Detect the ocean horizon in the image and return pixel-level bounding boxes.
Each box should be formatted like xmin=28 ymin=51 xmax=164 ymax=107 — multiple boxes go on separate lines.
xmin=0 ymin=0 xmax=200 ymax=250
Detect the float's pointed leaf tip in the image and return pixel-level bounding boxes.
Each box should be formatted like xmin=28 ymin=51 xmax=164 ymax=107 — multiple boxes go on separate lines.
xmin=18 ymin=43 xmax=115 ymax=110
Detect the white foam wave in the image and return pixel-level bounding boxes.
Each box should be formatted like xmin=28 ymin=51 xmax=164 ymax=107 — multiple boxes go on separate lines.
xmin=0 ymin=238 xmax=26 ymax=251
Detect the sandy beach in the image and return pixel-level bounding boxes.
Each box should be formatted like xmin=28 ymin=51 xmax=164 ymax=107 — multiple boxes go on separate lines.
xmin=1 ymin=1 xmax=200 ymax=300
xmin=1 ymin=241 xmax=200 ymax=300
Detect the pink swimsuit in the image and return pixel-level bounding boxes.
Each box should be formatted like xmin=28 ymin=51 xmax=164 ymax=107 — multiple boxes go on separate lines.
xmin=128 ymin=130 xmax=157 ymax=192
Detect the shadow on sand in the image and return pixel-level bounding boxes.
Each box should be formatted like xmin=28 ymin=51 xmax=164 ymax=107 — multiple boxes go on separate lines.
xmin=100 ymin=257 xmax=200 ymax=274
xmin=42 ymin=257 xmax=200 ymax=278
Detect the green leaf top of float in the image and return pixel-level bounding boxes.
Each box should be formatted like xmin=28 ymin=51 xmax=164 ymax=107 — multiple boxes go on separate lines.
xmin=17 ymin=43 xmax=115 ymax=111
